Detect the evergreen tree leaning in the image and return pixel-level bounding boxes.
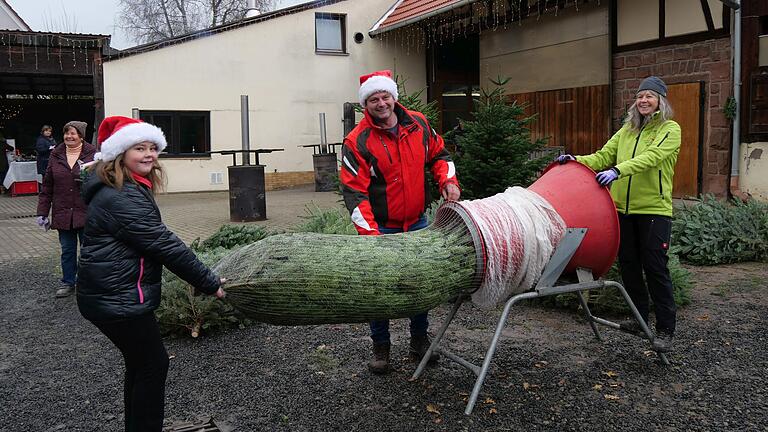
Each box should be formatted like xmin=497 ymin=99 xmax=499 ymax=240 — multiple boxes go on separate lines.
xmin=454 ymin=77 xmax=549 ymax=199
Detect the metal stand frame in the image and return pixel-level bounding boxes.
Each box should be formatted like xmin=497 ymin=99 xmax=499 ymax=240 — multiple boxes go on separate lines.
xmin=411 ymin=228 xmax=670 ymax=415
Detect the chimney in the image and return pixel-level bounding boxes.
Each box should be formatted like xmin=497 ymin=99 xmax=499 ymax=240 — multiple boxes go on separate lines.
xmin=245 ymin=0 xmax=260 ymax=18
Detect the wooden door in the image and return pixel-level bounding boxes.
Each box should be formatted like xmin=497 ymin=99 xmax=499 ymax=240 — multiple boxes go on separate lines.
xmin=509 ymin=84 xmax=612 ymax=155
xmin=666 ymin=82 xmax=703 ymax=198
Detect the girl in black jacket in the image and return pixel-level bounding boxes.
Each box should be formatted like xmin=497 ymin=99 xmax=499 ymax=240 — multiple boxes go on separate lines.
xmin=35 ymin=124 xmax=56 ymax=177
xmin=77 ymin=116 xmax=225 ymax=432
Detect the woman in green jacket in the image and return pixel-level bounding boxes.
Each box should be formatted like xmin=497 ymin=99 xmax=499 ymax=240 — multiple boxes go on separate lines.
xmin=557 ymin=76 xmax=681 ymax=352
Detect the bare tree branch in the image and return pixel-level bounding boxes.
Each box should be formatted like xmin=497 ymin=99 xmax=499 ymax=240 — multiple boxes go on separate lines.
xmin=41 ymin=2 xmax=79 ymax=33
xmin=118 ymin=0 xmax=276 ymax=45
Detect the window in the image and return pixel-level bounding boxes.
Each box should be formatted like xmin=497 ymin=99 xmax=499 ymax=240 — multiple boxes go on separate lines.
xmin=138 ymin=111 xmax=210 ymax=157
xmin=315 ymin=13 xmax=346 ymax=54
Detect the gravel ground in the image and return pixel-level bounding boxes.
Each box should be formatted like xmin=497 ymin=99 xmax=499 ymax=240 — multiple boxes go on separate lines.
xmin=1 ymin=256 xmax=766 ymax=431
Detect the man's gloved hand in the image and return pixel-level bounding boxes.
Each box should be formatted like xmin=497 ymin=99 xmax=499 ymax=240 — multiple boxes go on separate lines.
xmin=36 ymin=216 xmax=50 ymax=231
xmin=596 ymin=168 xmax=619 ymax=186
xmin=555 ymin=154 xmax=576 ymax=164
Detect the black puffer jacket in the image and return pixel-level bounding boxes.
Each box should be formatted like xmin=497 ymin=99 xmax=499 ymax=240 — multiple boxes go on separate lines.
xmin=77 ymin=174 xmax=220 ymax=322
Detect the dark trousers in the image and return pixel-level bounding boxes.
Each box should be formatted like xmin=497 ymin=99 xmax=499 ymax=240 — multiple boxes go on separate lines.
xmin=58 ymin=228 xmax=83 ymax=286
xmin=95 ymin=313 xmax=170 ymax=432
xmin=618 ymin=214 xmax=676 ymax=334
xmin=370 ymin=216 xmax=430 ymax=345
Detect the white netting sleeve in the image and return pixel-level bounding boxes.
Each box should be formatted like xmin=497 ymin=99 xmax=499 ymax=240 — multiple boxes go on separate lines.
xmin=462 ymin=187 xmax=566 ymax=308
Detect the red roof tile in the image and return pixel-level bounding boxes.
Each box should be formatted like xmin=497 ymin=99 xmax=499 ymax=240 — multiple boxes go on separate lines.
xmin=375 ymin=0 xmax=463 ymax=32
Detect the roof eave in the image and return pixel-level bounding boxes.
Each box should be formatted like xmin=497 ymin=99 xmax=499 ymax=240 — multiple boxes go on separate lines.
xmin=369 ymin=0 xmax=479 ymax=37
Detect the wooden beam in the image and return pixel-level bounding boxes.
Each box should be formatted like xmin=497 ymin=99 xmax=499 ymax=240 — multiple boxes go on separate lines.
xmin=701 ymin=0 xmax=715 ymax=32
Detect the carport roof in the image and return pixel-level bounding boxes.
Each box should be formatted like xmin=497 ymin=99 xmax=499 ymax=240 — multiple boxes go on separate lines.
xmin=0 ymin=74 xmax=94 ymax=96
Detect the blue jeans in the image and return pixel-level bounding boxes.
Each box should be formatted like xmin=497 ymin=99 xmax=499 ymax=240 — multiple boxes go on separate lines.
xmin=58 ymin=228 xmax=83 ymax=286
xmin=370 ymin=216 xmax=430 ymax=345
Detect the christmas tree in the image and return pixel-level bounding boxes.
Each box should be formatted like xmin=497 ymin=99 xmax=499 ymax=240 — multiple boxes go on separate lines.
xmin=454 ymin=77 xmax=549 ymax=199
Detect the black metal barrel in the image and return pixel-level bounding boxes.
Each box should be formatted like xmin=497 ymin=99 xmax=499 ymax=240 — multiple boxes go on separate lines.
xmin=228 ymin=165 xmax=266 ymax=222
xmin=312 ymin=153 xmax=338 ymax=192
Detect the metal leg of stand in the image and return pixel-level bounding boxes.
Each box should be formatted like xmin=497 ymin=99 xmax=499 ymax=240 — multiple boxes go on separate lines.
xmin=465 ymin=291 xmax=539 ymax=415
xmin=411 ymin=295 xmax=466 ymax=381
xmin=575 ymin=268 xmax=602 ymax=341
xmin=604 ymin=281 xmax=670 ymax=365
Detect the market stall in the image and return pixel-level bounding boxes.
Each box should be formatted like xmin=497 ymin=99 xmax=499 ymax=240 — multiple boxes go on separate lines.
xmin=2 ymin=160 xmax=40 ymax=196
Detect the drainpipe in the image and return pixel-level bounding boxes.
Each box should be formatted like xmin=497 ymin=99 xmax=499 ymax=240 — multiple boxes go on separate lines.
xmin=727 ymin=1 xmax=749 ymax=200
xmin=241 ymin=95 xmax=251 ymax=165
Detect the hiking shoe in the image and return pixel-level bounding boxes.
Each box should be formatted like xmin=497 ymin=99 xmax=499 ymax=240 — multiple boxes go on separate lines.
xmin=409 ymin=335 xmax=439 ymax=364
xmin=652 ymin=331 xmax=674 ymax=353
xmin=368 ymin=342 xmax=391 ymax=374
xmin=618 ymin=319 xmax=646 ymax=337
xmin=55 ymin=285 xmax=74 ymax=298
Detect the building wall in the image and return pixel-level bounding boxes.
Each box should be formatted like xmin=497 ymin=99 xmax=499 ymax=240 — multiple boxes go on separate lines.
xmin=479 ymin=3 xmax=609 ymax=94
xmin=739 ymin=142 xmax=768 ymax=201
xmin=612 ymin=37 xmax=733 ymax=196
xmin=0 ymin=6 xmax=26 ymax=30
xmin=103 ymin=0 xmax=425 ymax=193
xmin=617 ymin=0 xmax=724 ymax=45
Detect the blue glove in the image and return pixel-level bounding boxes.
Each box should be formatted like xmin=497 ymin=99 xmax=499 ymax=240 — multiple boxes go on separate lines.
xmin=36 ymin=216 xmax=50 ymax=231
xmin=596 ymin=169 xmax=619 ymax=186
xmin=555 ymin=154 xmax=576 ymax=164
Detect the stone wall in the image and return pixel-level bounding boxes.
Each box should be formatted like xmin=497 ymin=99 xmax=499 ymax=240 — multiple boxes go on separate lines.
xmin=613 ymin=37 xmax=733 ymax=196
xmin=264 ymin=171 xmax=314 ymax=191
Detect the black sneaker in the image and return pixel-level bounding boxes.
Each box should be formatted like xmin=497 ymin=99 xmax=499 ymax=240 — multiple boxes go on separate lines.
xmin=652 ymin=331 xmax=674 ymax=353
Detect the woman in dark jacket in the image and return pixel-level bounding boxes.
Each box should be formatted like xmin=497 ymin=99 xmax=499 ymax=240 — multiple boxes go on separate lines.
xmin=35 ymin=124 xmax=56 ymax=178
xmin=36 ymin=121 xmax=96 ymax=297
xmin=78 ymin=116 xmax=225 ymax=432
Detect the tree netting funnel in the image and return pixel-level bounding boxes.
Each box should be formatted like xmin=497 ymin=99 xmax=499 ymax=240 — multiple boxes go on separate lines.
xmin=529 ymin=162 xmax=620 ymax=278
xmin=216 ymin=162 xmax=619 ymax=324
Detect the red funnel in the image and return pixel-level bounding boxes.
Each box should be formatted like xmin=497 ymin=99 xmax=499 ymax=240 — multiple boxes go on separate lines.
xmin=528 ymin=162 xmax=619 ymax=278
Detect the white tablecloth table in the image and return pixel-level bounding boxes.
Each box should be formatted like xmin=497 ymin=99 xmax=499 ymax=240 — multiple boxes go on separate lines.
xmin=3 ymin=161 xmax=42 ymax=189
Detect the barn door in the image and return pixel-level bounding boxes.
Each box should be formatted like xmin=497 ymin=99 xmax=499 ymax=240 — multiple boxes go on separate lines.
xmin=666 ymin=82 xmax=703 ymax=198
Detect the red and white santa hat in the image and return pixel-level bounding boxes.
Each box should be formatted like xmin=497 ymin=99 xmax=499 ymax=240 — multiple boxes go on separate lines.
xmin=358 ymin=70 xmax=398 ymax=106
xmin=95 ymin=116 xmax=167 ymax=162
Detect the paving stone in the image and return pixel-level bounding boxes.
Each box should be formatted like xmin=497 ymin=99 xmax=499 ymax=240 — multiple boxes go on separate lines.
xmin=0 ymin=185 xmax=341 ymax=263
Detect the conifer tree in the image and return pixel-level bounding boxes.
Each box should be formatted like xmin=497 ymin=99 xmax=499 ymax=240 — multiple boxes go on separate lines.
xmin=454 ymin=77 xmax=549 ymax=199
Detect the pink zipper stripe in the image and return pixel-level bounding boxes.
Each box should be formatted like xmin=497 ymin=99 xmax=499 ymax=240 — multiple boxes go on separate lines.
xmin=137 ymin=257 xmax=145 ymax=304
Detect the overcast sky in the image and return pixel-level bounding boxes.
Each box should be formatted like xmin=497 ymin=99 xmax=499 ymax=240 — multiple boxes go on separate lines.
xmin=7 ymin=0 xmax=305 ymax=50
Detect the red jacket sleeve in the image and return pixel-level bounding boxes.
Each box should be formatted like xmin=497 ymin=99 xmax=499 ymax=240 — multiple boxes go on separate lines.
xmin=424 ymin=122 xmax=460 ymax=193
xmin=340 ymin=139 xmax=380 ymax=236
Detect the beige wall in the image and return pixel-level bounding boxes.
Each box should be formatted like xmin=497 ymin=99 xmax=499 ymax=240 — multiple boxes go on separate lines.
xmin=618 ymin=0 xmax=723 ymax=46
xmin=617 ymin=0 xmax=659 ymax=46
xmin=479 ymin=3 xmax=609 ymax=94
xmin=739 ymin=142 xmax=768 ymax=202
xmin=103 ymin=0 xmax=425 ymax=193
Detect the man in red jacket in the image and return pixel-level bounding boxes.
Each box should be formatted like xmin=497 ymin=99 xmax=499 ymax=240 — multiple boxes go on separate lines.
xmin=341 ymin=70 xmax=461 ymax=374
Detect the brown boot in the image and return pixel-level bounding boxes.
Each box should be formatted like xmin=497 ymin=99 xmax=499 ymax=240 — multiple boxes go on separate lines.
xmin=409 ymin=334 xmax=439 ymax=364
xmin=368 ymin=342 xmax=390 ymax=374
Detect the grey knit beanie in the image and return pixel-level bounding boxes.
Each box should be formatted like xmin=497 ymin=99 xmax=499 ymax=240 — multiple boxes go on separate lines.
xmin=63 ymin=121 xmax=87 ymax=138
xmin=637 ymin=76 xmax=667 ymax=97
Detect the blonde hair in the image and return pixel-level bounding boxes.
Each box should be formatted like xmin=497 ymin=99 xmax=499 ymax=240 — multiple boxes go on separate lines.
xmin=624 ymin=90 xmax=674 ymax=131
xmin=94 ymin=152 xmax=165 ymax=193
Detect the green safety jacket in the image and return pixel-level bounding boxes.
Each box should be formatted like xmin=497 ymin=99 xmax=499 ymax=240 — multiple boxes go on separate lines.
xmin=576 ymin=114 xmax=681 ymax=217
